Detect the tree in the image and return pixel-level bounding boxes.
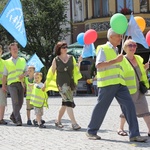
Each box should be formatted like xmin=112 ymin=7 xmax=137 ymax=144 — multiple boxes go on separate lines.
xmin=0 ymin=0 xmax=70 ymax=74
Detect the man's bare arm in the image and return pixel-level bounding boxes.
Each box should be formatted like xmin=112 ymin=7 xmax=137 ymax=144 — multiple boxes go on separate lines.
xmin=96 ymin=54 xmax=123 ymax=69
xmin=2 ymin=75 xmax=7 ymax=92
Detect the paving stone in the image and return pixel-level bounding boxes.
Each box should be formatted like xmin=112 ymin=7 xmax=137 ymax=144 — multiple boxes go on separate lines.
xmin=0 ymin=95 xmax=150 ymax=150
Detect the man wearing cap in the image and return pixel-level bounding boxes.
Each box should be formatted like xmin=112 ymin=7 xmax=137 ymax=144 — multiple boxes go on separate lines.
xmin=86 ymin=28 xmax=147 ymax=142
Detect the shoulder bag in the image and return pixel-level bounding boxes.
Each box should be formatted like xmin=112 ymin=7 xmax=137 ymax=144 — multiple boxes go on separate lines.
xmin=126 ymin=57 xmax=148 ymax=94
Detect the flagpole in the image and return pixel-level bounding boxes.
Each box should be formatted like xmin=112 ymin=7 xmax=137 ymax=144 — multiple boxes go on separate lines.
xmin=121 ymin=34 xmax=125 ymax=54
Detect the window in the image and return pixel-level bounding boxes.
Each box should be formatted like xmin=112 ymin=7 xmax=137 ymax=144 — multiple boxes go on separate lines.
xmin=85 ymin=0 xmax=88 ymax=19
xmin=116 ymin=0 xmax=133 ymax=14
xmin=92 ymin=0 xmax=108 ymax=18
xmin=140 ymin=0 xmax=148 ymax=12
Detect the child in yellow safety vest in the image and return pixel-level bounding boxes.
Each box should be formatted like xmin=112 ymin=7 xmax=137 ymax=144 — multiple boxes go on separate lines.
xmin=30 ymin=72 xmax=48 ymax=128
xmin=24 ymin=66 xmax=35 ymax=125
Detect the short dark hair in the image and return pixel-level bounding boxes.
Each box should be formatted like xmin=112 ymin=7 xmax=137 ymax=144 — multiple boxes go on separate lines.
xmin=54 ymin=41 xmax=67 ymax=56
xmin=8 ymin=42 xmax=18 ymax=50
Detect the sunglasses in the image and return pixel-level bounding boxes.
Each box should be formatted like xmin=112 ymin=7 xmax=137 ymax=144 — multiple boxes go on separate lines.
xmin=61 ymin=46 xmax=68 ymax=49
xmin=127 ymin=44 xmax=137 ymax=48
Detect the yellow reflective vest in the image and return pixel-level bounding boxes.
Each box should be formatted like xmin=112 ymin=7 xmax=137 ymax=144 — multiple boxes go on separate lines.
xmin=96 ymin=44 xmax=126 ymax=87
xmin=45 ymin=56 xmax=82 ymax=92
xmin=30 ymin=85 xmax=48 ymax=108
xmin=25 ymin=77 xmax=34 ymax=100
xmin=123 ymin=55 xmax=149 ymax=94
xmin=0 ymin=58 xmax=5 ymax=85
xmin=4 ymin=57 xmax=26 ymax=85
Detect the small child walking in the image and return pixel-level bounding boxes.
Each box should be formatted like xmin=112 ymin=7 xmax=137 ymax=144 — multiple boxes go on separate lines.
xmin=30 ymin=72 xmax=48 ymax=128
xmin=24 ymin=66 xmax=35 ymax=125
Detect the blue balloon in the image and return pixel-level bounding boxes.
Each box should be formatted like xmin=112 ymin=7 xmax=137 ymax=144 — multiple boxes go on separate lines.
xmin=77 ymin=32 xmax=84 ymax=45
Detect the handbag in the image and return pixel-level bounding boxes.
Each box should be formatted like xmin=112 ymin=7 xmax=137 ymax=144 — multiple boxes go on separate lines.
xmin=139 ymin=81 xmax=148 ymax=94
xmin=126 ymin=57 xmax=148 ymax=94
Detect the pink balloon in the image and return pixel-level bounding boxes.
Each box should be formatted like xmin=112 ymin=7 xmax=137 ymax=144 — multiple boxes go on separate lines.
xmin=84 ymin=29 xmax=98 ymax=45
xmin=146 ymin=31 xmax=150 ymax=46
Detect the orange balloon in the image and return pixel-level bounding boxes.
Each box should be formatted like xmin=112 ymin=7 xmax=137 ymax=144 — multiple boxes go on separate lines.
xmin=134 ymin=16 xmax=146 ymax=32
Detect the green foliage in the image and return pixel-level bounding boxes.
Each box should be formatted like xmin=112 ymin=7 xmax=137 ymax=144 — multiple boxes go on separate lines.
xmin=0 ymin=0 xmax=14 ymax=46
xmin=22 ymin=0 xmax=70 ymax=71
xmin=0 ymin=0 xmax=70 ymax=78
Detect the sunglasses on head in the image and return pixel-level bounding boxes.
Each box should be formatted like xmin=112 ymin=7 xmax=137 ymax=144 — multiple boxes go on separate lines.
xmin=127 ymin=44 xmax=137 ymax=48
xmin=61 ymin=46 xmax=68 ymax=49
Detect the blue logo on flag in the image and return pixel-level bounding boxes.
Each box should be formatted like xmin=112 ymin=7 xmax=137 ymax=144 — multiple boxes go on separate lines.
xmin=27 ymin=53 xmax=44 ymax=72
xmin=0 ymin=0 xmax=27 ymax=47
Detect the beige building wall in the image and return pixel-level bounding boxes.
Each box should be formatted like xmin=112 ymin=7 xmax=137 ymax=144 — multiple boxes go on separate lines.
xmin=109 ymin=0 xmax=116 ymax=15
xmin=87 ymin=0 xmax=92 ymax=19
xmin=133 ymin=0 xmax=140 ymax=13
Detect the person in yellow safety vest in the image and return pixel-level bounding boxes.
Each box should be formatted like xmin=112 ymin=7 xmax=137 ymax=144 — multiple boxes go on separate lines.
xmin=0 ymin=45 xmax=7 ymax=125
xmin=2 ymin=42 xmax=26 ymax=126
xmin=24 ymin=66 xmax=35 ymax=125
xmin=86 ymin=28 xmax=147 ymax=142
xmin=118 ymin=39 xmax=150 ymax=137
xmin=30 ymin=72 xmax=48 ymax=128
xmin=43 ymin=41 xmax=82 ymax=130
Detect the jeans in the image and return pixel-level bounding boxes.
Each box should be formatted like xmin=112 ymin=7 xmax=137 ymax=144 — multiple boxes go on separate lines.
xmin=93 ymin=85 xmax=98 ymax=96
xmin=87 ymin=84 xmax=140 ymax=138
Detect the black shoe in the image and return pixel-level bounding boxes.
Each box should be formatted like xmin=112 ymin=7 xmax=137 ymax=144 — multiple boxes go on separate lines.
xmin=10 ymin=114 xmax=16 ymax=124
xmin=0 ymin=119 xmax=7 ymax=125
xmin=86 ymin=132 xmax=101 ymax=140
xmin=41 ymin=120 xmax=45 ymax=124
xmin=130 ymin=136 xmax=147 ymax=142
xmin=39 ymin=124 xmax=46 ymax=128
xmin=33 ymin=119 xmax=38 ymax=126
xmin=33 ymin=119 xmax=45 ymax=126
xmin=16 ymin=121 xmax=22 ymax=126
xmin=27 ymin=120 xmax=32 ymax=125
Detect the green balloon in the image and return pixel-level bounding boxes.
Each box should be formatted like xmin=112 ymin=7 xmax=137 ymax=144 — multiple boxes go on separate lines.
xmin=110 ymin=13 xmax=128 ymax=34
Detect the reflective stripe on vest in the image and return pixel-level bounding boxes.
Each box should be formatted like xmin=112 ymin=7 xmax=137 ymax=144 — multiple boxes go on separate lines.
xmin=135 ymin=55 xmax=149 ymax=88
xmin=5 ymin=58 xmax=26 ymax=85
xmin=30 ymin=87 xmax=48 ymax=108
xmin=122 ymin=57 xmax=137 ymax=94
xmin=0 ymin=71 xmax=3 ymax=84
xmin=123 ymin=55 xmax=149 ymax=94
xmin=97 ymin=74 xmax=124 ymax=82
xmin=7 ymin=69 xmax=24 ymax=82
xmin=124 ymin=76 xmax=137 ymax=94
xmin=25 ymin=77 xmax=34 ymax=100
xmin=97 ymin=64 xmax=123 ymax=72
xmin=96 ymin=44 xmax=126 ymax=87
xmin=0 ymin=59 xmax=5 ymax=84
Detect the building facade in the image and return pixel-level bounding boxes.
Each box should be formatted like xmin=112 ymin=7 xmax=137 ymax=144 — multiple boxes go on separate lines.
xmin=70 ymin=0 xmax=150 ymax=51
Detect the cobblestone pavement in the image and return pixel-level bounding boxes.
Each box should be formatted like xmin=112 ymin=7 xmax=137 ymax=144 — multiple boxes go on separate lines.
xmin=0 ymin=95 xmax=150 ymax=150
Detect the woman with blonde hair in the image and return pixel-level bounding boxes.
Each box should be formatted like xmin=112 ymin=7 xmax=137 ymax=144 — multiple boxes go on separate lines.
xmin=118 ymin=39 xmax=150 ymax=136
